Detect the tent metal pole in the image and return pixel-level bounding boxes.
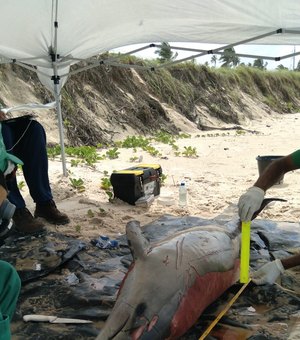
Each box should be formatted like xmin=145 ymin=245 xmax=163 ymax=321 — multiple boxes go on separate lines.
xmin=53 ymin=82 xmax=67 ymax=176
xmin=157 ymin=29 xmax=283 ymax=69
xmin=52 ymin=0 xmax=67 ymax=176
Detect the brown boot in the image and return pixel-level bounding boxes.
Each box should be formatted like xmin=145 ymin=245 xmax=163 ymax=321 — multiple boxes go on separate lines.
xmin=34 ymin=200 xmax=70 ymax=225
xmin=13 ymin=208 xmax=45 ymax=234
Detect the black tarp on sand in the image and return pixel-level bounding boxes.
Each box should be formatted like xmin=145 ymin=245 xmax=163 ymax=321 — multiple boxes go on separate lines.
xmin=1 ymin=214 xmax=299 ymax=339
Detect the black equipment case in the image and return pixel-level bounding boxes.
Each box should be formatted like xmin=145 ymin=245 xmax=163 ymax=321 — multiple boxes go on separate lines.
xmin=110 ymin=164 xmax=162 ymax=205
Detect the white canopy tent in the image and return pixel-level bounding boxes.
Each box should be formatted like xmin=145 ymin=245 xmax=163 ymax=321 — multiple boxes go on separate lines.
xmin=1 ymin=0 xmax=300 ymax=175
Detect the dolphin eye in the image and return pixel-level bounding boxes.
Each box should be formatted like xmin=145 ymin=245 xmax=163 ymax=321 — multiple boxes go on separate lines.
xmin=135 ymin=302 xmax=147 ymax=317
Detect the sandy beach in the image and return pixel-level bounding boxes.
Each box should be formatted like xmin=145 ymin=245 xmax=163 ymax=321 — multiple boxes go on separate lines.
xmin=15 ymin=110 xmax=300 ymax=240
xmin=8 ymin=110 xmax=300 ymax=340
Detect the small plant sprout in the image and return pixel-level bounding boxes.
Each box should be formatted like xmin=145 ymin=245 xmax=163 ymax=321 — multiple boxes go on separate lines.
xmin=87 ymin=209 xmax=95 ymax=218
xmin=75 ymin=224 xmax=81 ymax=233
xmin=160 ymin=174 xmax=167 ymax=186
xmin=98 ymin=208 xmax=108 ymax=216
xmin=130 ymin=155 xmax=139 ymax=162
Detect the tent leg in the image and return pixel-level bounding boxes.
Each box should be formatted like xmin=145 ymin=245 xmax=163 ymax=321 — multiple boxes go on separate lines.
xmin=54 ymin=84 xmax=67 ymax=176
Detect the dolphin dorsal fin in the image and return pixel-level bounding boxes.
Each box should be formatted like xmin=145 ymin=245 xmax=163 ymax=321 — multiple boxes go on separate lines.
xmin=126 ymin=220 xmax=150 ymax=260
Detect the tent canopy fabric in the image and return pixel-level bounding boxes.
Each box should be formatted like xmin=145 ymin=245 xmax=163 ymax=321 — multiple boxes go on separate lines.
xmin=1 ymin=0 xmax=300 ymax=175
xmin=1 ymin=0 xmax=300 ymax=78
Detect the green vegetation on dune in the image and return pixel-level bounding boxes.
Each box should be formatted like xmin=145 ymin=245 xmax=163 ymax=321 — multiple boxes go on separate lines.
xmin=1 ymin=55 xmax=300 ymax=147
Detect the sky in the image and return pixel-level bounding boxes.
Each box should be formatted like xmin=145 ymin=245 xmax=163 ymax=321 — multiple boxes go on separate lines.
xmin=113 ymin=43 xmax=300 ymax=70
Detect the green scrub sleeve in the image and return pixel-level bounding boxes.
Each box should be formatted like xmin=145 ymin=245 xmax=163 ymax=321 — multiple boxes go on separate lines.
xmin=0 ymin=261 xmax=21 ymax=340
xmin=0 ymin=314 xmax=11 ymax=340
xmin=291 ymin=150 xmax=300 ymax=168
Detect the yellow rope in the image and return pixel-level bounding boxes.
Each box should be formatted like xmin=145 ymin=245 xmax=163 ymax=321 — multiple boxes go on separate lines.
xmin=275 ymin=282 xmax=300 ymax=296
xmin=198 ymin=279 xmax=251 ymax=340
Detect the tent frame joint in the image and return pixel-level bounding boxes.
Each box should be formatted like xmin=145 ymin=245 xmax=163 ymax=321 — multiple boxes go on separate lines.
xmin=51 ymin=75 xmax=60 ymax=85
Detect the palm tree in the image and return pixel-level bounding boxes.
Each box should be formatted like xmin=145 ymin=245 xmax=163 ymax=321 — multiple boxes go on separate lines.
xmin=276 ymin=64 xmax=288 ymax=70
xmin=253 ymin=58 xmax=268 ymax=70
xmin=219 ymin=47 xmax=240 ymax=68
xmin=155 ymin=42 xmax=178 ymax=63
xmin=294 ymin=60 xmax=300 ymax=71
xmin=211 ymin=55 xmax=217 ymax=67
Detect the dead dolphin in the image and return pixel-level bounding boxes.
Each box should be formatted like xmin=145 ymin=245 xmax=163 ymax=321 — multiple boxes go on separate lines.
xmin=96 ymin=199 xmax=284 ymax=340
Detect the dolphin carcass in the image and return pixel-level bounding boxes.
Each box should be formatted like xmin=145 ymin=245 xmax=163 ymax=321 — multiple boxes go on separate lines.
xmin=97 ymin=200 xmax=281 ymax=340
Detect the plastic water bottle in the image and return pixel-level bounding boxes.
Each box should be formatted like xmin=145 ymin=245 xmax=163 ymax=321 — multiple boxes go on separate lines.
xmin=179 ymin=181 xmax=187 ymax=206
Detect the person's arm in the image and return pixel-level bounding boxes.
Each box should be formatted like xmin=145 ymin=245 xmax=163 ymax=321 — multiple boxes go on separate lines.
xmin=238 ymin=151 xmax=300 ymax=221
xmin=281 ymin=253 xmax=300 ymax=270
xmin=0 ymin=111 xmax=6 ymax=121
xmin=252 ymin=254 xmax=300 ymax=285
xmin=254 ymin=153 xmax=298 ymax=191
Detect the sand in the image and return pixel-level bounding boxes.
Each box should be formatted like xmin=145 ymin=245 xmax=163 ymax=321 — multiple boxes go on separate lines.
xmin=14 ymin=110 xmax=300 ymax=241
xmin=9 ymin=110 xmax=300 ymax=339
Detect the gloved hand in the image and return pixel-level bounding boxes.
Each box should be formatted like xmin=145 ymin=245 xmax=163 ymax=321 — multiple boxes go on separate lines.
xmin=238 ymin=186 xmax=265 ymax=221
xmin=4 ymin=160 xmax=16 ymax=177
xmin=251 ymin=259 xmax=285 ymax=285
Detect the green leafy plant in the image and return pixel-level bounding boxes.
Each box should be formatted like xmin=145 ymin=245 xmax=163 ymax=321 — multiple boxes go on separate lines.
xmin=182 ymin=146 xmax=198 ymax=158
xmin=98 ymin=208 xmax=108 ymax=217
xmin=160 ymin=174 xmax=167 ymax=186
xmin=106 ymin=147 xmax=120 ymax=159
xmin=178 ymin=133 xmax=191 ymax=139
xmin=17 ymin=180 xmax=26 ymax=191
xmin=65 ymin=146 xmax=101 ymax=166
xmin=47 ymin=145 xmax=61 ymax=159
xmin=100 ymin=177 xmax=114 ymax=201
xmin=143 ymin=145 xmax=161 ymax=157
xmin=69 ymin=177 xmax=85 ymax=192
xmin=121 ymin=135 xmax=150 ymax=149
xmin=235 ymin=130 xmax=245 ymax=135
xmin=154 ymin=131 xmax=176 ymax=144
xmin=71 ymin=159 xmax=81 ymax=167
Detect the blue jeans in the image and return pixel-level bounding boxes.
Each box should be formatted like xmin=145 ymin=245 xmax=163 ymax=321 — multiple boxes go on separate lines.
xmin=1 ymin=119 xmax=53 ymax=209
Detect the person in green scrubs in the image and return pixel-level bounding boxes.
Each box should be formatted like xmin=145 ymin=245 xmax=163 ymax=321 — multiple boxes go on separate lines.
xmin=0 ymin=123 xmax=22 ymax=339
xmin=238 ymin=150 xmax=300 ymax=284
xmin=0 ymin=261 xmax=21 ymax=340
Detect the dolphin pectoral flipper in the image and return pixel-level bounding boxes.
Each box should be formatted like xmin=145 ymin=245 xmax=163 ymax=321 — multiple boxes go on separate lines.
xmin=126 ymin=220 xmax=150 ymax=260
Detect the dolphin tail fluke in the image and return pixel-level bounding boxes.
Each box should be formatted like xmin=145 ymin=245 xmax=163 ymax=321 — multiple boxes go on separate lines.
xmin=126 ymin=220 xmax=150 ymax=261
xmin=96 ymin=305 xmax=130 ymax=339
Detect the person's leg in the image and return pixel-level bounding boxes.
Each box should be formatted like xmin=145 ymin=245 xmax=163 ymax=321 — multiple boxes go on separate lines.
xmin=12 ymin=120 xmax=52 ymax=203
xmin=2 ymin=120 xmax=45 ymax=233
xmin=0 ymin=261 xmax=21 ymax=340
xmin=1 ymin=123 xmax=26 ymax=209
xmin=11 ymin=119 xmax=69 ymax=225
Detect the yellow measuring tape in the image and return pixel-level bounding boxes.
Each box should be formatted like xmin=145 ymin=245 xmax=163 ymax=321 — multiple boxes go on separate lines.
xmin=198 ymin=279 xmax=251 ymax=340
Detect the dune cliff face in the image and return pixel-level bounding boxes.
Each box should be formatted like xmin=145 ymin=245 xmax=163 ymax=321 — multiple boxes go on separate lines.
xmin=1 ymin=61 xmax=300 ymax=146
